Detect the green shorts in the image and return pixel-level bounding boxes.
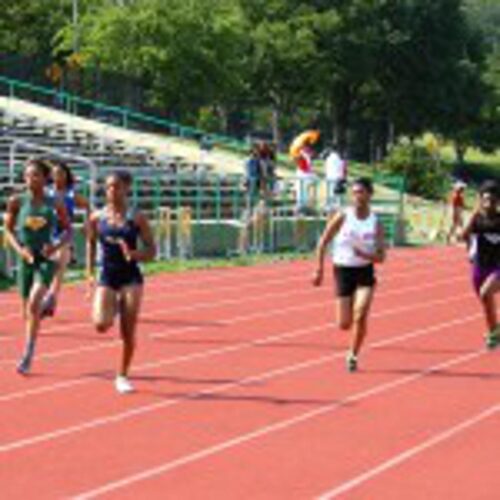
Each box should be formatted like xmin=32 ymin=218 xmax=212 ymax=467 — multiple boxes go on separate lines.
xmin=18 ymin=257 xmax=56 ymax=300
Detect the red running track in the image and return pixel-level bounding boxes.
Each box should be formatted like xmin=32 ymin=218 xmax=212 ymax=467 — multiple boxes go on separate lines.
xmin=0 ymin=246 xmax=499 ymax=499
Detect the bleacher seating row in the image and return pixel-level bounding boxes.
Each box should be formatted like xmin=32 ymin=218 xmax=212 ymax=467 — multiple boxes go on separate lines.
xmin=0 ymin=104 xmax=404 ymax=251
xmin=0 ymin=107 xmax=237 ymax=216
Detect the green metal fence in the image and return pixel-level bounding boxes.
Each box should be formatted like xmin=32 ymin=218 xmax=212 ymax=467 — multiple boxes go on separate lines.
xmin=0 ymin=168 xmax=405 ymax=278
xmin=0 ymin=76 xmax=249 ymax=156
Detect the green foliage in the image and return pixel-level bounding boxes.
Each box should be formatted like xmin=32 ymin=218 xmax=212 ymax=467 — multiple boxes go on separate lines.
xmin=461 ymin=0 xmax=500 ymax=152
xmin=196 ymin=107 xmax=223 ymax=133
xmin=0 ymin=0 xmax=68 ymax=55
xmin=59 ymin=0 xmax=249 ymax=118
xmin=243 ymin=1 xmax=319 ymax=107
xmin=2 ymin=0 xmax=500 ymax=178
xmin=382 ymin=142 xmax=451 ymax=200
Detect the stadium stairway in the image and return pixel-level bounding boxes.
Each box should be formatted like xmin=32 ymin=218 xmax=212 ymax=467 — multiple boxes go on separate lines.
xmin=0 ymin=95 xmax=270 ymax=180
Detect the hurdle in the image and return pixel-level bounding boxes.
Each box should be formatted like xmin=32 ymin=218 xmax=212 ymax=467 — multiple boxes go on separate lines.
xmin=177 ymin=206 xmax=193 ymax=258
xmin=155 ymin=207 xmax=172 ymax=259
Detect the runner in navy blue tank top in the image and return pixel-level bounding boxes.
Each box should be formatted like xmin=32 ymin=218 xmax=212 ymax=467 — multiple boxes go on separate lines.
xmin=42 ymin=161 xmax=90 ymax=317
xmin=462 ymin=180 xmax=500 ymax=349
xmin=86 ymin=171 xmax=156 ymax=394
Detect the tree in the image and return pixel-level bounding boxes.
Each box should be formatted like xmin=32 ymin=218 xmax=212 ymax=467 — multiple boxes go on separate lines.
xmin=3 ymin=0 xmax=496 ymax=165
xmin=0 ymin=0 xmax=68 ymax=56
xmin=311 ymin=1 xmax=385 ymax=155
xmin=349 ymin=0 xmax=492 ymax=164
xmin=59 ymin=0 xmax=248 ymax=120
xmin=461 ymin=0 xmax=500 ymax=155
xmin=239 ymin=0 xmax=321 ymax=146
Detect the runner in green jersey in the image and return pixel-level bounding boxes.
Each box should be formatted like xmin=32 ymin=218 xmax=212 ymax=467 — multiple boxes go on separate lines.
xmin=4 ymin=159 xmax=70 ymax=374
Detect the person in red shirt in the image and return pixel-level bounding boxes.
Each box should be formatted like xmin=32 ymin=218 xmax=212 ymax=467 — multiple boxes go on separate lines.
xmin=290 ymin=130 xmax=320 ymax=214
xmin=294 ymin=144 xmax=318 ymax=213
xmin=446 ymin=181 xmax=466 ymax=244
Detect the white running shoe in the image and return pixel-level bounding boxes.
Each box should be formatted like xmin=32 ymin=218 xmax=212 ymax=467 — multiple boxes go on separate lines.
xmin=115 ymin=375 xmax=135 ymax=394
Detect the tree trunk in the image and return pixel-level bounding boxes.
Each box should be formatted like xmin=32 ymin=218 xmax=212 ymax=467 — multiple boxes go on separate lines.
xmin=335 ymin=106 xmax=350 ymax=158
xmin=455 ymin=142 xmax=467 ymax=166
xmin=388 ymin=120 xmax=395 ymax=149
xmin=331 ymin=85 xmax=353 ymax=158
xmin=270 ymin=103 xmax=281 ymax=149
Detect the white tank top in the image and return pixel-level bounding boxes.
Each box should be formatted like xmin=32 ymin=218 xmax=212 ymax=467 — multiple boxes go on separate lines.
xmin=332 ymin=207 xmax=378 ymax=267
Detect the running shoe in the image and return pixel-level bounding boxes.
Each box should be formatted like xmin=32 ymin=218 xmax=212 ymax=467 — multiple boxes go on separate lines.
xmin=485 ymin=327 xmax=500 ymax=350
xmin=16 ymin=352 xmax=33 ymax=375
xmin=115 ymin=376 xmax=134 ymax=394
xmin=346 ymin=352 xmax=358 ymax=372
xmin=40 ymin=293 xmax=56 ymax=318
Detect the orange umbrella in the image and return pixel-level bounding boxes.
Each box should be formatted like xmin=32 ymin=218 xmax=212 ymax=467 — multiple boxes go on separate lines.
xmin=289 ymin=130 xmax=320 ymax=158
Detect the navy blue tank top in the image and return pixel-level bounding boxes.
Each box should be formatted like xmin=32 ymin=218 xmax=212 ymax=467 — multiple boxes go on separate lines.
xmin=48 ymin=187 xmax=76 ymax=238
xmin=98 ymin=208 xmax=141 ymax=276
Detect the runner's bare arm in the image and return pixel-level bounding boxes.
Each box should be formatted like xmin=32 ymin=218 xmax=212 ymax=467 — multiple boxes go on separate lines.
xmin=312 ymin=212 xmax=345 ymax=286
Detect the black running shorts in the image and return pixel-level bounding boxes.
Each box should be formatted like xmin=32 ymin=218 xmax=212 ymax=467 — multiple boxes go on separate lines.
xmin=333 ymin=265 xmax=376 ymax=297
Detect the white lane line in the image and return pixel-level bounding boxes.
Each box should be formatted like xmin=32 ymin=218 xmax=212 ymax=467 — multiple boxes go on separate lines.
xmin=71 ymin=346 xmax=487 ymax=499
xmin=0 ymin=247 xmax=463 ymax=307
xmin=0 ymin=313 xmax=481 ymax=455
xmin=0 ymin=251 xmax=468 ymax=322
xmin=0 ymin=261 xmax=469 ymax=345
xmin=317 ymin=404 xmax=500 ymax=499
xmin=0 ymin=305 xmax=481 ymax=404
xmin=0 ymin=279 xmax=472 ymax=365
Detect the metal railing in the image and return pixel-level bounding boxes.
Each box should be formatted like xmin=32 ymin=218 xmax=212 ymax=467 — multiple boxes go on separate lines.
xmin=0 ymin=76 xmax=249 ymax=155
xmin=0 ymin=169 xmax=405 ymax=278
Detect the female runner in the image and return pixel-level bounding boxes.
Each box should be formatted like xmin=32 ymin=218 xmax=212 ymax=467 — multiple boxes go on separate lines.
xmin=42 ymin=161 xmax=90 ymax=316
xmin=313 ymin=177 xmax=386 ymax=371
xmin=462 ymin=180 xmax=500 ymax=348
xmin=4 ymin=159 xmax=69 ymax=374
xmin=86 ymin=171 xmax=155 ymax=393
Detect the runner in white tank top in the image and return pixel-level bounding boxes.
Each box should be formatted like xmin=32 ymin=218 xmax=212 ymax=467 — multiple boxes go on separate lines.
xmin=332 ymin=206 xmax=378 ymax=267
xmin=312 ymin=178 xmax=386 ymax=372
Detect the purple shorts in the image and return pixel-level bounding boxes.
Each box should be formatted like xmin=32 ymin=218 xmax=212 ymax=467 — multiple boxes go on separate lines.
xmin=472 ymin=265 xmax=500 ymax=295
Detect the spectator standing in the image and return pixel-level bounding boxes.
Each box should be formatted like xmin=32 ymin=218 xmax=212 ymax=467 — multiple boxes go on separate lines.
xmin=324 ymin=146 xmax=347 ymax=212
xmin=446 ymin=180 xmax=466 ymax=244
xmin=258 ymin=141 xmax=277 ymax=197
xmin=244 ymin=144 xmax=262 ymax=210
xmin=295 ymin=145 xmax=318 ymax=213
xmin=199 ymin=135 xmax=214 ymax=165
xmin=239 ymin=144 xmax=265 ymax=254
xmin=290 ymin=130 xmax=320 ymax=213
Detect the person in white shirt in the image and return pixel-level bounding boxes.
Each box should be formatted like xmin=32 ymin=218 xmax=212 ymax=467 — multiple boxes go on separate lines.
xmin=324 ymin=147 xmax=347 ymax=212
xmin=312 ymin=177 xmax=386 ymax=372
